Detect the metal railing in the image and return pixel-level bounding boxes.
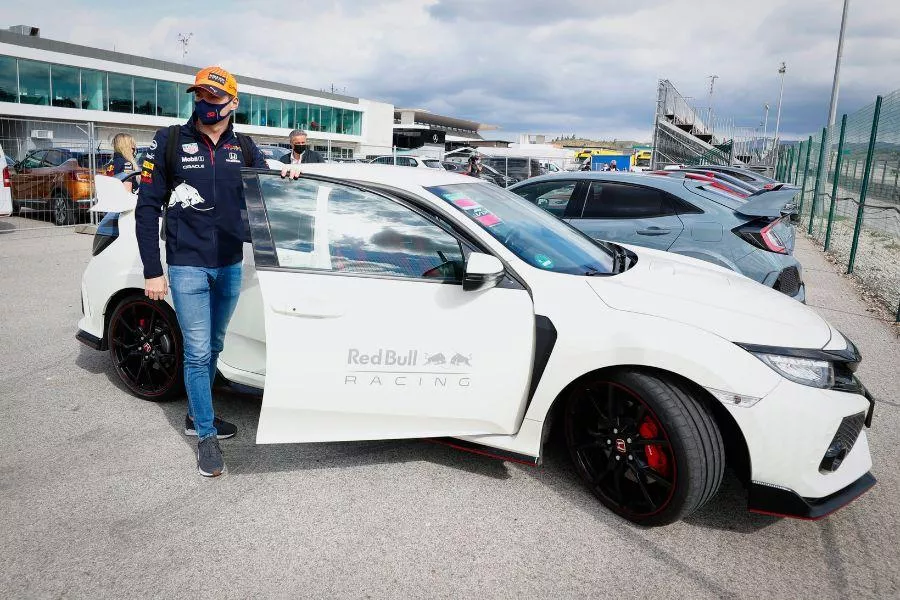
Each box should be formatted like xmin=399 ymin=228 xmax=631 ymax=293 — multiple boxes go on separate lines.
xmin=778 ymin=90 xmax=900 ymax=321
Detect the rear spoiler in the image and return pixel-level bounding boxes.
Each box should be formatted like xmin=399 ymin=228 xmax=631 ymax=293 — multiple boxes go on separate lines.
xmin=735 ymin=188 xmax=799 ymax=221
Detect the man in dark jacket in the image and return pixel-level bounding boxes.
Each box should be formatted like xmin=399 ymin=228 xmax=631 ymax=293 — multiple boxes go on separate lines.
xmin=135 ymin=66 xmax=267 ymax=477
xmin=279 ymin=129 xmax=325 ymax=164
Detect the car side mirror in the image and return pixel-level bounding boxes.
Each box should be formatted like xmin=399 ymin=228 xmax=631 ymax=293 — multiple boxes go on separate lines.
xmin=463 ymin=252 xmax=505 ymax=292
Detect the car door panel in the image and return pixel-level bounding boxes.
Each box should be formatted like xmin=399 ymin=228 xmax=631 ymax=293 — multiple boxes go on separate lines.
xmin=246 ymin=173 xmax=536 ymax=444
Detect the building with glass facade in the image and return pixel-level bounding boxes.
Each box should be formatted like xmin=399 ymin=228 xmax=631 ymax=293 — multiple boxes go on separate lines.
xmin=0 ymin=28 xmax=394 ymax=160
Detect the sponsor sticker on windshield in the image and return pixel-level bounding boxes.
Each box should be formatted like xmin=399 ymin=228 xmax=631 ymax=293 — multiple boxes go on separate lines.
xmin=476 ymin=213 xmax=500 ymax=227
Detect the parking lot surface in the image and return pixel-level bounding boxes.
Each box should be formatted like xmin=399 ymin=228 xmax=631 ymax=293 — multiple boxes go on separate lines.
xmin=1 ymin=231 xmax=898 ymax=599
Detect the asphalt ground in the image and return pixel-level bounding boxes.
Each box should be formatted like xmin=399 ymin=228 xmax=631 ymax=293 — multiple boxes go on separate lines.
xmin=0 ymin=230 xmax=898 ymax=599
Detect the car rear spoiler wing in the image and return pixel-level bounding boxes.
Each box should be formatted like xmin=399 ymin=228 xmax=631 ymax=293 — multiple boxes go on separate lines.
xmin=735 ymin=188 xmax=800 ymax=221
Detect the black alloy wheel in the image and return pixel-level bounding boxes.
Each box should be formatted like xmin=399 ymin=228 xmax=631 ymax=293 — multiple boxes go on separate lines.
xmin=564 ymin=370 xmax=724 ymax=526
xmin=52 ymin=188 xmax=75 ymax=226
xmin=108 ymin=296 xmax=183 ymax=401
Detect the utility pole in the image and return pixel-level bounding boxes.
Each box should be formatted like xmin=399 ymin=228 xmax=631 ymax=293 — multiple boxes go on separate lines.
xmin=706 ymin=74 xmax=719 ymax=132
xmin=814 ymin=0 xmax=851 ymax=216
xmin=772 ymin=62 xmax=787 ymax=167
xmin=763 ymin=103 xmax=770 ymax=157
xmin=177 ymin=32 xmax=193 ymax=64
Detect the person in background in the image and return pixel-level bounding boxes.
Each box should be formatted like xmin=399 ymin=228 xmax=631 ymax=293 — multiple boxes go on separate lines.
xmin=106 ymin=133 xmax=138 ymax=192
xmin=608 ymin=159 xmax=618 ymax=172
xmin=280 ymin=130 xmax=324 ymax=164
xmin=466 ymin=153 xmax=483 ymax=177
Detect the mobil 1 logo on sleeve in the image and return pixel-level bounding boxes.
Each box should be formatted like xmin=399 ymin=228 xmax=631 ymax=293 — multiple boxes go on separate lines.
xmin=345 ymin=347 xmax=473 ymax=389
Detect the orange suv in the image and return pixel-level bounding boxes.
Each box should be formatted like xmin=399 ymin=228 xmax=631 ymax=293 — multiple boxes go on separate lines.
xmin=11 ymin=148 xmax=111 ymax=225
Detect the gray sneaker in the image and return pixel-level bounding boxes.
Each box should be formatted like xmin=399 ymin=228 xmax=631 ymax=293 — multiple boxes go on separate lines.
xmin=197 ymin=437 xmax=225 ymax=477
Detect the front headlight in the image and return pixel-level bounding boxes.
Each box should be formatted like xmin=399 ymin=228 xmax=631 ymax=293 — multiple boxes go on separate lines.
xmin=753 ymin=352 xmax=835 ymax=388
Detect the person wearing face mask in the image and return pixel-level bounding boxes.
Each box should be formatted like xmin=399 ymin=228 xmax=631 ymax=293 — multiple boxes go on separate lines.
xmin=134 ymin=66 xmax=268 ymax=478
xmin=279 ymin=129 xmax=324 ymax=164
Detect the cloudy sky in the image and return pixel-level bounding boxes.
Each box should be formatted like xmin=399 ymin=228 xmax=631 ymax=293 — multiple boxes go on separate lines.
xmin=4 ymin=0 xmax=899 ymax=141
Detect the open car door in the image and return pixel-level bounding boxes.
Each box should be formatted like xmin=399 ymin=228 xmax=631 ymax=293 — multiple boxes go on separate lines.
xmin=243 ymin=171 xmax=536 ymax=444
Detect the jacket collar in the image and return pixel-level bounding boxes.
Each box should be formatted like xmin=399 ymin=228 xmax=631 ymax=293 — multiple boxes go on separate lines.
xmin=185 ymin=117 xmax=236 ymax=146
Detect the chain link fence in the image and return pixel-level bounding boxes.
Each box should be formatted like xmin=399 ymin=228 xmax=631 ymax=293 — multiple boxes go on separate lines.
xmin=778 ymin=90 xmax=900 ymax=321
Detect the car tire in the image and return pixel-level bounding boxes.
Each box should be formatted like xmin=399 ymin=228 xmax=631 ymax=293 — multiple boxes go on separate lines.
xmin=52 ymin=188 xmax=74 ymax=226
xmin=107 ymin=295 xmax=184 ymax=401
xmin=564 ymin=369 xmax=724 ymax=526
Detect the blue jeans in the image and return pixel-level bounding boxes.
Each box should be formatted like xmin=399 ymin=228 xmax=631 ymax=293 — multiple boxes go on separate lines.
xmin=168 ymin=262 xmax=242 ymax=441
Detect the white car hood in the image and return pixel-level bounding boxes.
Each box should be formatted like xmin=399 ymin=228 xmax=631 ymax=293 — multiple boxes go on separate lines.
xmin=587 ymin=247 xmax=832 ymax=349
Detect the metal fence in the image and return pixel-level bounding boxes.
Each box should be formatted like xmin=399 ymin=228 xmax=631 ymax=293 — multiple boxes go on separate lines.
xmin=777 ymin=90 xmax=900 ymax=321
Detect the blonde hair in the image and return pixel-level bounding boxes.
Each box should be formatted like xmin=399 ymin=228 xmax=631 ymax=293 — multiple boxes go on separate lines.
xmin=112 ymin=133 xmax=137 ymax=165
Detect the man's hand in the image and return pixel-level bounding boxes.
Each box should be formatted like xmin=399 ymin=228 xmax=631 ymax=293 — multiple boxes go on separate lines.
xmin=145 ymin=276 xmax=168 ymax=301
xmin=280 ymin=164 xmax=303 ymax=180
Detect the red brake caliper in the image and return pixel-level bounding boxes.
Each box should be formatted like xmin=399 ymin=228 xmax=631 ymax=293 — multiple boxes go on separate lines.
xmin=639 ymin=418 xmax=670 ymax=478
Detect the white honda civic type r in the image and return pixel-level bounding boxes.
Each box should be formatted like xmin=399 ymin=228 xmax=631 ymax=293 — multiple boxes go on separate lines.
xmin=77 ymin=164 xmax=875 ymax=526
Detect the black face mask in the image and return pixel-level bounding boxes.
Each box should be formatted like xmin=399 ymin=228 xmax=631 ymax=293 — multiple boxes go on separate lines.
xmin=293 ymin=144 xmax=308 ymax=154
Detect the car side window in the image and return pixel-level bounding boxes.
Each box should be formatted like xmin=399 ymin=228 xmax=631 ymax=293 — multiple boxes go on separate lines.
xmin=44 ymin=150 xmax=66 ymax=166
xmin=511 ymin=181 xmax=578 ymax=217
xmin=397 ymin=157 xmax=415 ymax=167
xmin=259 ymin=177 xmax=466 ymax=282
xmin=581 ymin=182 xmax=674 ymax=219
xmin=21 ymin=151 xmax=45 ymax=168
xmin=374 ymin=157 xmax=392 ymax=165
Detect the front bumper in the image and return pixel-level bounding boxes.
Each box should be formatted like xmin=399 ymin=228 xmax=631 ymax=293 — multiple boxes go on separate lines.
xmin=727 ymin=377 xmax=874 ymax=503
xmin=748 ymin=472 xmax=876 ymax=519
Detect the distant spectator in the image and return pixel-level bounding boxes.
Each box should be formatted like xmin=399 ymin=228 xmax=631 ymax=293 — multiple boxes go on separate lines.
xmin=467 ymin=154 xmax=483 ymax=177
xmin=106 ymin=133 xmax=138 ymax=192
xmin=608 ymin=159 xmax=618 ymax=172
xmin=580 ymin=157 xmax=592 ymax=171
xmin=280 ymin=129 xmax=324 ymax=164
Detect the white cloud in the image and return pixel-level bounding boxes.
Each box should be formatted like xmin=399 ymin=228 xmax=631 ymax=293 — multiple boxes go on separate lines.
xmin=3 ymin=0 xmax=899 ymax=140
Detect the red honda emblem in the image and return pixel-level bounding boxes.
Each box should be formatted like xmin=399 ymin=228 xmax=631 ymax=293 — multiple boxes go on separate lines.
xmin=615 ymin=439 xmax=627 ymax=453
xmin=142 ymin=343 xmax=152 ymax=353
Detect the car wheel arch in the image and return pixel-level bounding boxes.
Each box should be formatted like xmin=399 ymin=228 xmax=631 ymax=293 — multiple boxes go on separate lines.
xmin=538 ymin=364 xmax=751 ymax=486
xmin=102 ymin=288 xmax=178 ymax=349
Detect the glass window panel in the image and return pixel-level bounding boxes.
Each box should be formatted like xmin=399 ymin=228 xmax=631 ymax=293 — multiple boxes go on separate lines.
xmin=280 ymin=100 xmax=293 ymax=129
xmin=251 ymin=94 xmax=265 ymax=126
xmin=352 ymin=111 xmax=362 ymax=135
xmin=50 ymin=64 xmax=79 ymax=108
xmin=582 ymin=183 xmax=673 ymax=219
xmin=342 ymin=109 xmax=355 ymax=135
xmin=108 ymin=73 xmax=133 ymax=113
xmin=260 ymin=176 xmax=464 ymax=281
xmin=176 ymin=83 xmax=193 ymax=119
xmin=334 ymin=108 xmax=343 ymax=133
xmin=156 ymin=80 xmax=177 ymax=117
xmin=133 ymin=77 xmax=156 ymax=115
xmin=294 ymin=102 xmax=309 ymax=129
xmin=18 ymin=59 xmax=50 ymax=105
xmin=266 ymin=97 xmax=281 ymax=128
xmin=320 ymin=105 xmax=334 ymax=133
xmin=80 ymin=69 xmax=104 ymax=110
xmin=0 ymin=56 xmax=18 ymax=103
xmin=235 ymin=92 xmax=251 ymax=124
xmin=308 ymin=104 xmax=321 ymax=131
xmin=511 ymin=181 xmax=578 ymax=217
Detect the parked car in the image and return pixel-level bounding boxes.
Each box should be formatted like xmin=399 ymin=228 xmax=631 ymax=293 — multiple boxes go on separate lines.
xmin=10 ymin=148 xmax=111 ymax=225
xmin=510 ymin=172 xmax=806 ymax=300
xmin=369 ymin=155 xmax=444 ymax=169
xmin=482 ymin=156 xmax=545 ymax=181
xmin=0 ymin=143 xmax=12 ymax=217
xmin=257 ymin=145 xmax=291 ymax=162
xmin=696 ymin=164 xmax=795 ymax=189
xmin=444 ymin=161 xmax=517 ymax=188
xmin=79 ymin=165 xmax=874 ymax=526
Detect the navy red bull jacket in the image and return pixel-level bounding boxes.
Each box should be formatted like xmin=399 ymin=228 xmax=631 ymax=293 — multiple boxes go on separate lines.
xmin=105 ymin=152 xmax=134 ymax=176
xmin=135 ymin=118 xmax=268 ymax=279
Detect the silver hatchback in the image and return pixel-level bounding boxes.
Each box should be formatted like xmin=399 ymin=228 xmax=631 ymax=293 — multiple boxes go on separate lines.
xmin=510 ymin=172 xmax=805 ymax=300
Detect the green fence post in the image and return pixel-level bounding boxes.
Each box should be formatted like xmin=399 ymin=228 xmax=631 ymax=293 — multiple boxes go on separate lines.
xmin=824 ymin=114 xmax=848 ymax=251
xmin=799 ymin=135 xmax=814 ymax=213
xmin=809 ymin=127 xmax=828 ymax=235
xmin=848 ymin=95 xmax=883 ymax=274
xmin=788 ymin=146 xmax=796 ymax=182
xmin=793 ymin=142 xmax=803 ymax=184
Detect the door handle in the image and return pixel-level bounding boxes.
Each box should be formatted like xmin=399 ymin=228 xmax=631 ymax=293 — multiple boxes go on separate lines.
xmin=636 ymin=227 xmax=670 ymax=236
xmin=271 ymin=303 xmax=343 ymax=319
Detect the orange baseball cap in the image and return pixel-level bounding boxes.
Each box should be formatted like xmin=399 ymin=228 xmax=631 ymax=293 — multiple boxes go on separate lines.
xmin=186 ymin=66 xmax=238 ymax=98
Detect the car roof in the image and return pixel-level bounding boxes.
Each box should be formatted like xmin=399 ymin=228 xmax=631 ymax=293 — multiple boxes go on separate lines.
xmin=281 ymin=162 xmax=485 ymax=192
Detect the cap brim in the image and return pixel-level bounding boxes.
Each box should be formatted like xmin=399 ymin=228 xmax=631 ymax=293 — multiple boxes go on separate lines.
xmin=185 ymin=84 xmax=229 ymax=97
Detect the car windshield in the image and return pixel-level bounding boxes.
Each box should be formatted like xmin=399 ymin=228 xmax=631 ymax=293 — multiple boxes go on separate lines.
xmin=426 ymin=182 xmax=616 ymax=275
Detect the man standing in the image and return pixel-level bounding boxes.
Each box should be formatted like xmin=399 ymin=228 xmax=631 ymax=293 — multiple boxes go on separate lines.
xmin=135 ymin=66 xmax=268 ymax=477
xmin=280 ymin=129 xmax=325 ymax=164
